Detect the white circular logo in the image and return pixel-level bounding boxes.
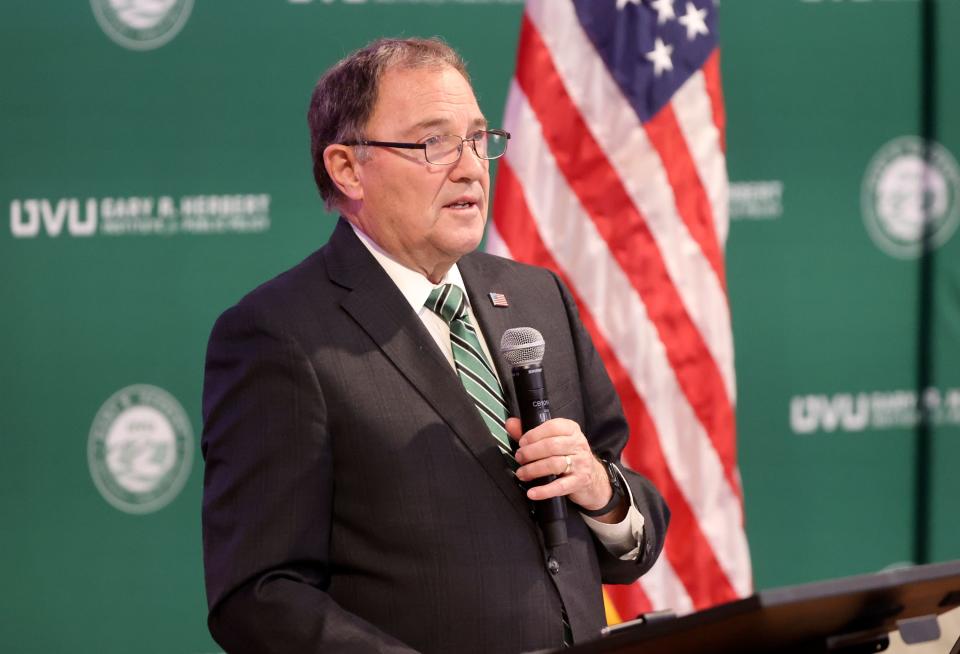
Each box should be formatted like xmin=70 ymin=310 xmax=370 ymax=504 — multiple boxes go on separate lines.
xmin=862 ymin=136 xmax=960 ymax=259
xmin=88 ymin=384 xmax=194 ymax=514
xmin=90 ymin=0 xmax=194 ymax=51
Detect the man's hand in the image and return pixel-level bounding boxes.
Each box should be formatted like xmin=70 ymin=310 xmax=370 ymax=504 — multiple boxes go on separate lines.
xmin=506 ymin=417 xmax=627 ymax=524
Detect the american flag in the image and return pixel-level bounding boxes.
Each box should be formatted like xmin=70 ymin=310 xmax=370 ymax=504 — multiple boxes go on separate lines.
xmin=487 ymin=0 xmax=753 ymax=620
xmin=488 ymin=291 xmax=510 ymax=307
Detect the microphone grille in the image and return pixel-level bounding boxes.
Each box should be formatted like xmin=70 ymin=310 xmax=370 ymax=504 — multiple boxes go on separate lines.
xmin=500 ymin=327 xmax=545 ymax=367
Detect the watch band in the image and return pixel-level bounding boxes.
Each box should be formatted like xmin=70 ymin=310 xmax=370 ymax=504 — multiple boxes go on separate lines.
xmin=580 ymin=459 xmax=625 ymax=517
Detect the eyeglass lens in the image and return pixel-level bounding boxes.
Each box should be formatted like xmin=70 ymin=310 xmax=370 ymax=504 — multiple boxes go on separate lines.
xmin=425 ymin=131 xmax=508 ymax=165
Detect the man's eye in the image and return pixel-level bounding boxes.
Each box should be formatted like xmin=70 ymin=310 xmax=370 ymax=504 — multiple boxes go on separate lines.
xmin=422 ymin=135 xmax=444 ymax=147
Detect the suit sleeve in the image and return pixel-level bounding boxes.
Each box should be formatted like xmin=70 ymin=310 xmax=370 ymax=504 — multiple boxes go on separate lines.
xmin=551 ymin=274 xmax=671 ymax=584
xmin=201 ymin=302 xmax=419 ymax=654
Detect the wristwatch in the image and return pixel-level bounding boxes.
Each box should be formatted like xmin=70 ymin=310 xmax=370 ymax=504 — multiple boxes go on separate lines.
xmin=580 ymin=458 xmax=626 ymax=517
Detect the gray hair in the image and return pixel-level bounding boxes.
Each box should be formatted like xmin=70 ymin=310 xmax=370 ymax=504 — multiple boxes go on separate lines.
xmin=307 ymin=37 xmax=471 ymax=210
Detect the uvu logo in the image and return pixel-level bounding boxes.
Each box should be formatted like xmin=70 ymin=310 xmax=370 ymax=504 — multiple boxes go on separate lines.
xmin=790 ymin=394 xmax=870 ymax=434
xmin=10 ymin=198 xmax=97 ymax=237
xmin=790 ymin=388 xmax=957 ymax=435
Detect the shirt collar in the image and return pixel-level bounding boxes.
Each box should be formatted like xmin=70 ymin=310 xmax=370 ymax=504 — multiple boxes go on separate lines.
xmin=350 ymin=222 xmax=467 ymax=313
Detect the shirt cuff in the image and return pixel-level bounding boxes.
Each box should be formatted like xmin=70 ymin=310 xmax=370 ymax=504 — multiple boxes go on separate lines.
xmin=579 ymin=465 xmax=645 ymax=560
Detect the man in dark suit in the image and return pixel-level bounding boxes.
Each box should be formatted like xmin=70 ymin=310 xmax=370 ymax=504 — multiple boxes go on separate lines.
xmin=201 ymin=37 xmax=669 ymax=653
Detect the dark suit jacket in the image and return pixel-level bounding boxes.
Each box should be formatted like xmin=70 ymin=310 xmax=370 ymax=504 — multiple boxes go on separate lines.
xmin=201 ymin=219 xmax=669 ymax=654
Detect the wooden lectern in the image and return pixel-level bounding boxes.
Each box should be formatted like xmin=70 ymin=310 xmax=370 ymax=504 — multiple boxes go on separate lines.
xmin=567 ymin=560 xmax=960 ymax=654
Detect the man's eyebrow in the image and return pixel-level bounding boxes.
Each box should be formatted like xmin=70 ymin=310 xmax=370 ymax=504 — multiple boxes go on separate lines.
xmin=404 ymin=117 xmax=489 ymax=136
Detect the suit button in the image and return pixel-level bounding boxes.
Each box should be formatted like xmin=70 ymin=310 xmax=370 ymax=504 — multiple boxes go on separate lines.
xmin=547 ymin=556 xmax=560 ymax=575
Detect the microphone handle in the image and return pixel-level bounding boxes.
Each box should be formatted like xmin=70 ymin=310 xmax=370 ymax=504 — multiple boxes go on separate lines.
xmin=512 ymin=364 xmax=568 ymax=548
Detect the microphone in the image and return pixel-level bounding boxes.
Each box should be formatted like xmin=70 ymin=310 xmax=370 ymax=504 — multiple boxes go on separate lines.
xmin=500 ymin=327 xmax=568 ymax=549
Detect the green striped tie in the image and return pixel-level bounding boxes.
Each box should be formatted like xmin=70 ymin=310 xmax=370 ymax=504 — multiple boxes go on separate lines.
xmin=425 ymin=284 xmax=512 ymax=454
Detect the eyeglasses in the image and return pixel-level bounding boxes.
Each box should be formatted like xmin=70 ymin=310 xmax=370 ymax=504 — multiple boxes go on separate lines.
xmin=342 ymin=129 xmax=510 ymax=165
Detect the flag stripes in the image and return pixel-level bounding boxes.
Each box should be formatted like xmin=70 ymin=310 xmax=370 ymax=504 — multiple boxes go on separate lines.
xmin=670 ymin=69 xmax=730 ymax=254
xmin=702 ymin=50 xmax=727 ymax=154
xmin=491 ymin=161 xmax=740 ymax=607
xmin=490 ymin=0 xmax=752 ymax=617
xmin=512 ymin=18 xmax=741 ymax=500
xmin=519 ymin=4 xmax=736 ymax=403
xmin=644 ymin=103 xmax=726 ymax=290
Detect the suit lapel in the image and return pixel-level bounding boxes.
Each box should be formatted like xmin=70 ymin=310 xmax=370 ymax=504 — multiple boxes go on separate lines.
xmin=324 ymin=221 xmax=534 ymax=526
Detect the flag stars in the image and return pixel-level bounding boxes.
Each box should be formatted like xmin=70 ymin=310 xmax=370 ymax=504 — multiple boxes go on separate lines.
xmin=645 ymin=37 xmax=674 ymax=77
xmin=678 ymin=2 xmax=709 ymax=40
xmin=648 ymin=0 xmax=676 ymax=24
xmin=616 ymin=0 xmax=641 ymax=9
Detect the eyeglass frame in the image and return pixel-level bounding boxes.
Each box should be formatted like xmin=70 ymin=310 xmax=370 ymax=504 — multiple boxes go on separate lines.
xmin=341 ymin=129 xmax=511 ymax=165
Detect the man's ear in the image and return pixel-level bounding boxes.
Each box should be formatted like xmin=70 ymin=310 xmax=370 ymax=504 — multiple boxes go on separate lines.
xmin=324 ymin=144 xmax=364 ymax=202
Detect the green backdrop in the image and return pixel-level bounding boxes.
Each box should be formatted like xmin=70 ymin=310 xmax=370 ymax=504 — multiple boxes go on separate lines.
xmin=2 ymin=1 xmax=957 ymax=651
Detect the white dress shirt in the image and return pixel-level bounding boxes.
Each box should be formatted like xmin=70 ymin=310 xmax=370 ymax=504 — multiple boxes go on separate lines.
xmin=351 ymin=224 xmax=644 ymax=559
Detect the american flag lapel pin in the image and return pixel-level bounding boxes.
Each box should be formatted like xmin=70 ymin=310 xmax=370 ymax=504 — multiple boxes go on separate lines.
xmin=488 ymin=292 xmax=509 ymax=308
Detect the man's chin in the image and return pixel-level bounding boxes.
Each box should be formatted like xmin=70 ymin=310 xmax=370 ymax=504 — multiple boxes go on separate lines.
xmin=438 ymin=230 xmax=485 ymax=261
xmin=437 ymin=209 xmax=485 ymax=239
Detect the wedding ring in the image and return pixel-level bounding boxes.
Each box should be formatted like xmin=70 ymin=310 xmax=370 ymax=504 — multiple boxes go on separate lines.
xmin=563 ymin=455 xmax=573 ymax=475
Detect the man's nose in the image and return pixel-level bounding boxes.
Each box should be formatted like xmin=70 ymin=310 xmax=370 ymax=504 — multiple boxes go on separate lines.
xmin=448 ymin=141 xmax=486 ymax=182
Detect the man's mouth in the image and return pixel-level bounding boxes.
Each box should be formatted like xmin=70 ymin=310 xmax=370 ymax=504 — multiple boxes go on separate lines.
xmin=444 ymin=197 xmax=479 ymax=210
